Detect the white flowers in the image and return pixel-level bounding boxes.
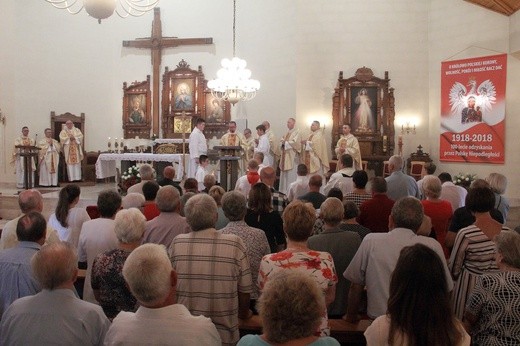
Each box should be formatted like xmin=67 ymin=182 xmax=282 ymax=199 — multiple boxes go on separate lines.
xmin=453 ymin=173 xmax=477 ymax=186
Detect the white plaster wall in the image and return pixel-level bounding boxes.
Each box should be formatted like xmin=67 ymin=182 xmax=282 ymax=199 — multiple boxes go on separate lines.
xmin=1 ymin=0 xmax=518 ymax=198
xmin=428 ymin=0 xmax=520 ymax=199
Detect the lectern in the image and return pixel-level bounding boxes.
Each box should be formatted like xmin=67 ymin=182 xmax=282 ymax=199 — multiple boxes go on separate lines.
xmin=214 ymin=146 xmax=242 ymax=191
xmin=15 ymin=145 xmax=39 ymax=190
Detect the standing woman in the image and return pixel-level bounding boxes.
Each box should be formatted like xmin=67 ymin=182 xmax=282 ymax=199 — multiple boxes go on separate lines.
xmin=449 ymin=187 xmax=510 ymax=320
xmin=245 ymin=183 xmax=286 ymax=253
xmin=485 ymin=173 xmax=509 ymax=222
xmin=364 ymin=244 xmax=470 ymax=345
xmin=48 ymin=184 xmax=90 ymax=248
xmin=420 ymin=175 xmax=453 ymax=258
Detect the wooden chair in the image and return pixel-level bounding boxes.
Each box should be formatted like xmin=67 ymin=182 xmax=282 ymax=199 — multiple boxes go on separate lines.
xmin=86 ymin=205 xmax=100 ymax=219
xmin=410 ymin=161 xmax=425 ymax=181
xmin=383 ymin=160 xmax=390 ymax=177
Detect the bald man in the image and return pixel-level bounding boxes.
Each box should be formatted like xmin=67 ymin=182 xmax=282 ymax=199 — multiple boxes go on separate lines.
xmin=0 ymin=189 xmax=59 ymax=250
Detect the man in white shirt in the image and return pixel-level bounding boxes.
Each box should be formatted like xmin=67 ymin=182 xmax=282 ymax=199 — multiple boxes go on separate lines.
xmin=438 ymin=172 xmax=467 ymax=210
xmin=104 ymin=244 xmax=221 ymax=345
xmin=287 ymin=164 xmax=310 ymax=202
xmin=78 ymin=189 xmax=121 ymax=304
xmin=235 ymin=160 xmax=261 ymax=198
xmin=188 ymin=118 xmax=208 ymax=178
xmin=343 ymin=197 xmax=453 ymax=321
xmin=254 ymin=124 xmax=272 ymax=166
xmin=279 ymin=117 xmax=301 ymax=194
xmin=1 ymin=242 xmax=110 ymax=345
xmin=323 ymin=154 xmax=355 ymax=196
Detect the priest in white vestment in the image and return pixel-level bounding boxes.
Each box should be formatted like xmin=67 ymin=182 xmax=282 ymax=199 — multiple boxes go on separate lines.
xmin=188 ymin=118 xmax=208 ymax=178
xmin=38 ymin=128 xmax=61 ymax=187
xmin=11 ymin=126 xmax=36 ymax=189
xmin=59 ymin=120 xmax=83 ymax=182
xmin=220 ymin=121 xmax=247 ymax=174
xmin=254 ymin=124 xmax=272 ymax=166
xmin=243 ymin=128 xmax=255 ymax=168
xmin=335 ymin=124 xmax=362 ymax=170
xmin=301 ymin=121 xmax=329 ymax=176
xmin=278 ymin=118 xmax=301 ymax=194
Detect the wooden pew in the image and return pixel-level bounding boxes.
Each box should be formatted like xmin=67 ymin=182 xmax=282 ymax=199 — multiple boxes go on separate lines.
xmin=239 ymin=315 xmax=371 ymax=345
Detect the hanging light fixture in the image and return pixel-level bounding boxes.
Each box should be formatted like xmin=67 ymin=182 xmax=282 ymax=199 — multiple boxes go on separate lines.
xmin=208 ymin=0 xmax=260 ymax=105
xmin=45 ymin=0 xmax=159 ymax=24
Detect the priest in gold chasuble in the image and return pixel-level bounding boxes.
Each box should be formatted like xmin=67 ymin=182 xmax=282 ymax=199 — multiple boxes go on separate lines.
xmin=11 ymin=126 xmax=36 ymax=188
xmin=59 ymin=120 xmax=84 ymax=182
xmin=301 ymin=121 xmax=329 ymax=176
xmin=278 ymin=118 xmax=301 ymax=194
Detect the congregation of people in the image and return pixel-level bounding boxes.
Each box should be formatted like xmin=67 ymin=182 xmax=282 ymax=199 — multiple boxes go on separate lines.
xmin=1 ymin=118 xmax=520 ymax=346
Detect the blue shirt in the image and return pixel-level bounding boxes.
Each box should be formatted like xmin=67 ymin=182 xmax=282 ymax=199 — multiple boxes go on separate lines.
xmin=385 ymin=171 xmax=420 ymax=201
xmin=0 ymin=241 xmax=41 ymax=319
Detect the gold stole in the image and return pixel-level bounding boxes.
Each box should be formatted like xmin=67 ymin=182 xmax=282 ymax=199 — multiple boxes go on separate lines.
xmin=227 ymin=134 xmax=237 ymax=146
xmin=67 ymin=130 xmax=79 ymax=165
xmin=304 ymin=133 xmax=314 ymax=171
xmin=280 ymin=131 xmax=291 ymax=171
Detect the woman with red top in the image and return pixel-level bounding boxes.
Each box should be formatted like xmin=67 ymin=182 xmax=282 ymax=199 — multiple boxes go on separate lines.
xmin=420 ymin=175 xmax=453 ymax=258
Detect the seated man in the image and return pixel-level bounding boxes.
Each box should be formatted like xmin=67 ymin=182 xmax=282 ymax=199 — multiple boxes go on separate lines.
xmin=298 ymin=174 xmax=327 ymax=210
xmin=0 ymin=242 xmax=110 ymax=344
xmin=104 ymin=244 xmax=221 ymax=345
xmin=0 ymin=189 xmax=59 ymax=250
xmin=127 ymin=164 xmax=155 ymax=195
xmin=158 ymin=166 xmax=182 ymax=196
xmin=323 ymin=154 xmax=355 ymax=196
xmin=169 ymin=194 xmax=252 ymax=345
xmin=344 ymin=197 xmax=452 ymax=321
xmin=142 ymin=186 xmax=190 ymax=249
xmin=0 ymin=212 xmax=45 ymax=319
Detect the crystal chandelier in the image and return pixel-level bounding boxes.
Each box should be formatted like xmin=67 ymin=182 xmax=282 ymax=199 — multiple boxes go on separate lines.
xmin=208 ymin=0 xmax=260 ymax=105
xmin=45 ymin=0 xmax=159 ymax=23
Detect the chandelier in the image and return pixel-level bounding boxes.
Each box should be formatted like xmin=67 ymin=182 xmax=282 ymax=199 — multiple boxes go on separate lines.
xmin=208 ymin=0 xmax=260 ymax=105
xmin=45 ymin=0 xmax=159 ymax=23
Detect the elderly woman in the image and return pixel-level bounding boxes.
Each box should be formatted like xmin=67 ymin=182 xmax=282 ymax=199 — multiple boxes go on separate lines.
xmin=245 ymin=183 xmax=285 ymax=252
xmin=339 ymin=201 xmax=371 ymax=240
xmin=259 ymin=200 xmax=338 ymax=336
xmin=48 ymin=184 xmax=90 ymax=248
xmin=421 ymin=175 xmax=453 ymax=257
xmin=308 ymin=198 xmax=361 ymax=318
xmin=365 ymin=244 xmax=470 ymax=345
xmin=449 ymin=187 xmax=510 ymax=320
xmin=220 ymin=191 xmax=270 ymax=307
xmin=208 ymin=185 xmax=229 ymax=230
xmin=238 ymin=271 xmax=340 ymax=346
xmin=344 ymin=170 xmax=372 ymax=207
xmin=91 ymin=208 xmax=146 ymax=320
xmin=465 ymin=231 xmax=520 ymax=345
xmin=485 ymin=172 xmax=509 ymax=221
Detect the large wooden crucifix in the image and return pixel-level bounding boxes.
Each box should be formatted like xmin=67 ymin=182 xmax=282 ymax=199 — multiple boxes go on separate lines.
xmin=123 ymin=8 xmax=213 ymax=135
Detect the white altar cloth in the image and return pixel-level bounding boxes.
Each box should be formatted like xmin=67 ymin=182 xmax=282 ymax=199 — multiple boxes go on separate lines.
xmin=96 ymin=153 xmax=187 ymax=180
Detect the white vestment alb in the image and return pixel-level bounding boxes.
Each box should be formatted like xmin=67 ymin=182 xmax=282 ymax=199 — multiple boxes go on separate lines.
xmin=188 ymin=127 xmax=208 ymax=178
xmin=12 ymin=136 xmax=36 ymax=189
xmin=38 ymin=138 xmax=61 ymax=186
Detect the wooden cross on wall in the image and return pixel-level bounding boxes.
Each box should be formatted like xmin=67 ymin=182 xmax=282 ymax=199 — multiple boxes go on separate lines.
xmin=123 ymin=8 xmax=213 ymax=135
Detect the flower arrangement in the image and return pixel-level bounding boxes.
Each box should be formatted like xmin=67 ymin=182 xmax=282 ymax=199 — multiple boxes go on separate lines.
xmin=453 ymin=172 xmax=477 ymax=188
xmin=120 ymin=165 xmax=141 ymax=193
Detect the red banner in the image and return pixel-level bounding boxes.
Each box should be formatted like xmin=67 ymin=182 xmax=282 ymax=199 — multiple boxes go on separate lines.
xmin=440 ymin=54 xmax=507 ymax=163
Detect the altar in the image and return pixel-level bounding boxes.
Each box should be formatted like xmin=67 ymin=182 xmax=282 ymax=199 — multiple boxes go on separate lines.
xmin=95 ymin=153 xmax=187 ymax=180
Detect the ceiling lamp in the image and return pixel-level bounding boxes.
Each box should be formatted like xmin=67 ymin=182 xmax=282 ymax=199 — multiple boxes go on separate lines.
xmin=208 ymin=0 xmax=260 ymax=105
xmin=45 ymin=0 xmax=159 ymax=23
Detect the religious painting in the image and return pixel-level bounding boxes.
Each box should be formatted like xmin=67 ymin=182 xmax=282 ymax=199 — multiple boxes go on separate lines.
xmin=331 ymin=67 xmax=395 ymax=175
xmin=204 ymin=93 xmax=226 ymax=123
xmin=348 ymin=86 xmax=378 ymax=134
xmin=122 ymin=76 xmax=152 ymax=139
xmin=172 ymin=78 xmax=195 ymax=111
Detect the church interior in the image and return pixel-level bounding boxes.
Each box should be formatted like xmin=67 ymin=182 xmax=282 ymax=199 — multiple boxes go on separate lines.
xmin=1 ymin=0 xmax=520 ymax=206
